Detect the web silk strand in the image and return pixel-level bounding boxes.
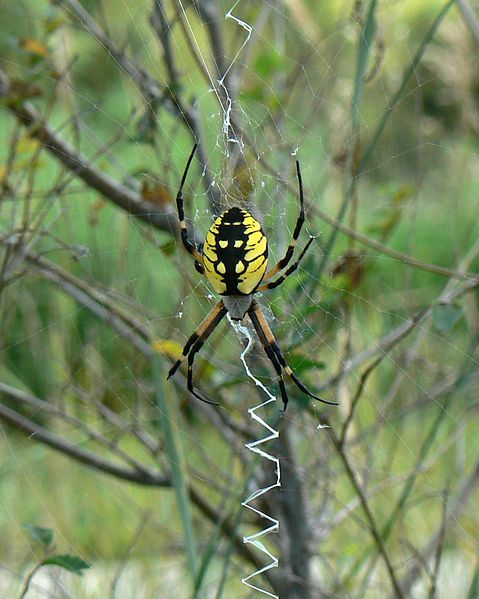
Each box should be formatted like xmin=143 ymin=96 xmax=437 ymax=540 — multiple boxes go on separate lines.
xmin=223 ymin=2 xmax=279 ymax=595
xmin=230 ymin=317 xmax=281 ymax=598
xmin=220 ymin=1 xmax=252 ymax=144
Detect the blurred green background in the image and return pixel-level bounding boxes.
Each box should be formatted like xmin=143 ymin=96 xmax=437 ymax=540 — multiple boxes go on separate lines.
xmin=1 ymin=0 xmax=479 ymax=597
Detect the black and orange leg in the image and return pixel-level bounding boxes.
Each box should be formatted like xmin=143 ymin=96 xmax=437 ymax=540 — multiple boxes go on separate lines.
xmin=247 ymin=305 xmax=291 ymax=410
xmin=175 ymin=144 xmax=204 ymax=267
xmin=185 ymin=323 xmax=223 ymax=406
xmin=262 ymin=160 xmax=306 ymax=281
xmin=257 ymin=235 xmax=315 ymax=292
xmin=167 ymin=300 xmax=227 ymax=405
xmin=248 ymin=300 xmax=337 ymax=409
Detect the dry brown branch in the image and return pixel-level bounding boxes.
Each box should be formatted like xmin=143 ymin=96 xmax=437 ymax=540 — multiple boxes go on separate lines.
xmin=0 ymin=385 xmax=276 ymax=584
xmin=0 ymin=68 xmax=181 ymax=234
xmin=0 ymin=390 xmax=168 ymax=485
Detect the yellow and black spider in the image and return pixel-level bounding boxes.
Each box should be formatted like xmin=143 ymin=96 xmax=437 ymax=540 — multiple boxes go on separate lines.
xmin=168 ymin=145 xmax=336 ymax=410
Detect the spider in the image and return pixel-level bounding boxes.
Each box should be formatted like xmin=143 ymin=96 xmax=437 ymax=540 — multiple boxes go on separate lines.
xmin=167 ymin=145 xmax=336 ymax=410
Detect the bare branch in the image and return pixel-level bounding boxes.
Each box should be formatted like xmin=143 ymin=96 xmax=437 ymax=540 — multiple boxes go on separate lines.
xmin=0 ymin=68 xmax=183 ymax=235
xmin=391 ymin=456 xmax=479 ymax=598
xmin=318 ymin=276 xmax=479 ymax=394
xmin=0 ymin=382 xmax=152 ymax=472
xmin=0 ymin=384 xmax=279 ymax=583
xmin=455 ymin=0 xmax=479 ymax=43
xmin=328 ymin=428 xmax=405 ymax=598
xmin=276 ymin=423 xmax=315 ymax=598
xmin=60 ymin=0 xmax=164 ymax=105
xmin=150 ymin=0 xmax=220 ymax=213
xmin=0 ymin=394 xmax=168 ymax=486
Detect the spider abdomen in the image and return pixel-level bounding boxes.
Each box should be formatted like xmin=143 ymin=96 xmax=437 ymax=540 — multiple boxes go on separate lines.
xmin=203 ymin=207 xmax=268 ymax=296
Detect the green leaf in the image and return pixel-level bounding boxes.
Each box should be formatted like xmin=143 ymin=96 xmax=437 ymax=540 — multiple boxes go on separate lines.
xmin=41 ymin=554 xmax=90 ymax=576
xmin=433 ymin=302 xmax=463 ymax=334
xmin=23 ymin=524 xmax=53 ymax=547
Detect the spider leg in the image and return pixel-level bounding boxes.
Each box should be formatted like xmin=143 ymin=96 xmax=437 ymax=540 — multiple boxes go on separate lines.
xmin=247 ymin=306 xmax=291 ymax=410
xmin=186 ymin=337 xmax=220 ymax=406
xmin=262 ymin=160 xmax=306 ymax=282
xmin=175 ymin=144 xmax=204 ymax=264
xmin=248 ymin=300 xmax=337 ymax=408
xmin=167 ymin=300 xmax=227 ymax=405
xmin=257 ymin=235 xmax=315 ymax=292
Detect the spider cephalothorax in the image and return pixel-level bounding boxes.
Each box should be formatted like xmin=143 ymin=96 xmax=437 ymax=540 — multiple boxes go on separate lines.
xmin=167 ymin=144 xmax=336 ymax=410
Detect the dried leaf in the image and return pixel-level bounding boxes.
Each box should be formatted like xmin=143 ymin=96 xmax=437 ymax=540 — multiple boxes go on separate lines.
xmin=141 ymin=180 xmax=172 ymax=208
xmin=20 ymin=38 xmax=49 ymax=58
xmin=227 ymin=156 xmax=254 ymax=203
xmin=152 ymin=339 xmax=184 ymax=360
xmin=330 ymin=250 xmax=365 ymax=288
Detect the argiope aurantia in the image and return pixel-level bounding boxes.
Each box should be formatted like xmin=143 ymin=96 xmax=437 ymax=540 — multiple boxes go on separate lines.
xmin=168 ymin=145 xmax=336 ymax=410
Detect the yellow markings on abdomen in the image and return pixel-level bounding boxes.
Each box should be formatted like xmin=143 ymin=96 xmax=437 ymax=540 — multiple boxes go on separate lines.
xmin=203 ymin=255 xmax=227 ymax=294
xmin=202 ymin=207 xmax=268 ymax=295
xmin=203 ymin=245 xmax=218 ymax=262
xmin=246 ymin=231 xmax=263 ymax=246
xmin=246 ymin=255 xmax=266 ymax=273
xmin=237 ymin=257 xmax=268 ymax=294
xmin=244 ymin=235 xmax=267 ymax=262
xmin=243 ymin=216 xmax=261 ymax=231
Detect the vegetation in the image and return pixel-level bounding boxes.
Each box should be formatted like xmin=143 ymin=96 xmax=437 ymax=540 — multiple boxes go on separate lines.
xmin=1 ymin=0 xmax=479 ymax=597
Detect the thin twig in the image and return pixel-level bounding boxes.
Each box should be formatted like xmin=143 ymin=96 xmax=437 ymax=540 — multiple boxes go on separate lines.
xmin=391 ymin=456 xmax=479 ymax=598
xmin=0 ymin=383 xmax=152 ymax=473
xmin=0 ymin=399 xmax=168 ymax=485
xmin=150 ymin=0 xmax=220 ymax=213
xmin=454 ymin=0 xmax=479 ymax=44
xmin=110 ymin=512 xmax=153 ymax=599
xmin=17 ymin=565 xmax=42 ymax=599
xmin=59 ymin=0 xmax=164 ymax=105
xmin=428 ymin=486 xmax=449 ymax=598
xmin=0 ymin=70 xmax=182 ymax=235
xmin=339 ymin=355 xmax=384 ymax=446
xmin=317 ymin=276 xmax=479 ymax=394
xmin=328 ymin=427 xmax=405 ymax=598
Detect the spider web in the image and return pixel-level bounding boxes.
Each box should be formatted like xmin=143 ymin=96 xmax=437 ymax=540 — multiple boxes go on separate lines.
xmin=1 ymin=0 xmax=479 ymax=597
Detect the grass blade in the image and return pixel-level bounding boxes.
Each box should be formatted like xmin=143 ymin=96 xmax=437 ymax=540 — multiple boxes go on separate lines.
xmin=152 ymin=357 xmax=198 ymax=584
xmin=316 ymin=0 xmax=377 ymax=279
xmin=315 ymin=0 xmax=453 ymax=283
